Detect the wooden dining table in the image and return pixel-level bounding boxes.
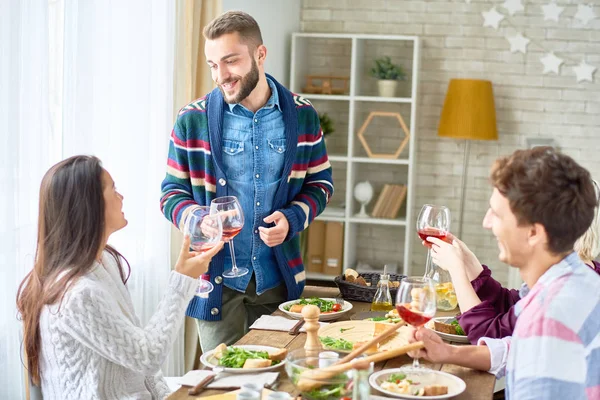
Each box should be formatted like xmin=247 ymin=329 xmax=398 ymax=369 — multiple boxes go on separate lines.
xmin=168 ymin=286 xmax=496 ymax=399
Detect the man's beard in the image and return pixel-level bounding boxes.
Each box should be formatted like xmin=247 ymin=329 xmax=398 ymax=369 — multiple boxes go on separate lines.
xmin=219 ymin=59 xmax=259 ymax=104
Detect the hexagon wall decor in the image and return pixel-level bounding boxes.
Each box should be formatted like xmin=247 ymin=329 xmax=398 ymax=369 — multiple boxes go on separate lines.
xmin=357 ymin=111 xmax=410 ymax=159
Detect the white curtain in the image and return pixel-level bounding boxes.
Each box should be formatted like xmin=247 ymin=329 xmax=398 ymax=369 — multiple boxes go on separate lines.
xmin=60 ymin=0 xmax=181 ymax=376
xmin=0 ymin=1 xmax=58 ymax=399
xmin=1 ymin=1 xmax=181 ymax=398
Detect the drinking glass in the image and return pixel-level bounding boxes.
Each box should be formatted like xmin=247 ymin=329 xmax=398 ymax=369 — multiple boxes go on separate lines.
xmin=185 ymin=207 xmax=222 ymax=295
xmin=395 ymin=277 xmax=436 ymax=370
xmin=416 ymin=204 xmax=451 ymax=277
xmin=209 ymin=196 xmax=248 ymax=278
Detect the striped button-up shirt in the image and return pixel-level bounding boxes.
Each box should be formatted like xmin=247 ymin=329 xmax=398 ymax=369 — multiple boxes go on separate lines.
xmin=480 ymin=252 xmax=600 ymax=399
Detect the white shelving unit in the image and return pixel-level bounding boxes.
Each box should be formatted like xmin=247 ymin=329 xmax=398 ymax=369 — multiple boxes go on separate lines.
xmin=290 ymin=33 xmax=420 ymax=281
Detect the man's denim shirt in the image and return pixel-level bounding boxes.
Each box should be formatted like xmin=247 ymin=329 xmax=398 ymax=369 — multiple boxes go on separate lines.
xmin=220 ymin=78 xmax=286 ymax=294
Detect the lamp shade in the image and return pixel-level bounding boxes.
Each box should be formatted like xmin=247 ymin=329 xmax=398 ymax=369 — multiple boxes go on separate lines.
xmin=438 ymin=79 xmax=498 ymax=141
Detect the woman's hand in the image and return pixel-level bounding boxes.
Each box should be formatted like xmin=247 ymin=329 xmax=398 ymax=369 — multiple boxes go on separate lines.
xmin=175 ymin=236 xmax=224 ymax=278
xmin=426 ymin=235 xmax=483 ymax=280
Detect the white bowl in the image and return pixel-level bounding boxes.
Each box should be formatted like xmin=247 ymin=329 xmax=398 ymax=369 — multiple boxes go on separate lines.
xmin=278 ymin=298 xmax=353 ymax=321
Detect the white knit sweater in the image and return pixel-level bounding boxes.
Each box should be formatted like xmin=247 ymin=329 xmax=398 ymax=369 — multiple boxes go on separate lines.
xmin=39 ymin=251 xmax=197 ymax=399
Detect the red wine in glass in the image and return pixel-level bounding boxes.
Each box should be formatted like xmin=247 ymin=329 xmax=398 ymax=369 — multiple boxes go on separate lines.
xmin=210 ymin=196 xmax=248 ymax=279
xmin=396 ymin=304 xmax=432 ymax=327
xmin=395 ymin=276 xmax=436 ymax=370
xmin=221 ymin=226 xmax=243 ymax=240
xmin=191 ymin=243 xmax=218 ymax=253
xmin=417 ymin=228 xmax=452 ymax=248
xmin=417 ymin=205 xmax=451 ymax=274
xmin=185 ymin=207 xmax=222 ymax=296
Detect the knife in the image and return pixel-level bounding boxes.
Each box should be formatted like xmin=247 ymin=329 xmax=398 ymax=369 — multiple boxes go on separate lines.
xmin=187 ymin=372 xmax=217 ymax=396
xmin=288 ymin=319 xmax=305 ymax=335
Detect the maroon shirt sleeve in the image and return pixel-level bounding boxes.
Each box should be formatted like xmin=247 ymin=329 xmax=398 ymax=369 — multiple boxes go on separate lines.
xmin=470 ymin=265 xmax=521 ymax=312
xmin=455 ymin=265 xmax=521 ymax=344
xmin=456 ymin=301 xmax=518 ymax=344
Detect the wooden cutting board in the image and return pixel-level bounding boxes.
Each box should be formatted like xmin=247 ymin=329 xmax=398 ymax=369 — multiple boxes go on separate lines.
xmin=318 ymin=320 xmax=411 ymax=353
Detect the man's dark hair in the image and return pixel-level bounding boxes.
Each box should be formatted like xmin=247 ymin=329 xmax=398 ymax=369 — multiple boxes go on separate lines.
xmin=490 ymin=146 xmax=597 ymax=254
xmin=203 ymin=11 xmax=263 ymax=50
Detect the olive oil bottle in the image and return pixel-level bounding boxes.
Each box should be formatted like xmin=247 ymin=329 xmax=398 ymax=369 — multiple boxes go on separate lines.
xmin=371 ymin=265 xmax=393 ymax=311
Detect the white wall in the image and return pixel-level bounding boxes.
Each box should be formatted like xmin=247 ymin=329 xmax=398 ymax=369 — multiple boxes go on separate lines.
xmin=301 ymin=0 xmax=600 ymax=286
xmin=222 ymin=0 xmax=301 ymax=86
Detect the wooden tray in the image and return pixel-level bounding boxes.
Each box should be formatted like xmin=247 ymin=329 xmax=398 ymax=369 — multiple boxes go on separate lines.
xmin=318 ymin=320 xmax=411 ymax=353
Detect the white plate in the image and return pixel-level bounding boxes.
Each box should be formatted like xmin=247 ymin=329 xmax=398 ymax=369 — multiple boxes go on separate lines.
xmin=200 ymin=345 xmax=286 ymax=373
xmin=425 ymin=317 xmax=470 ymax=344
xmin=369 ymin=368 xmax=466 ymax=399
xmin=278 ymin=298 xmax=353 ymax=321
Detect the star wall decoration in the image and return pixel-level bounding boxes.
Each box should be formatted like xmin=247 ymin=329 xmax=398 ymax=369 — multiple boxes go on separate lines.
xmin=503 ymin=0 xmax=524 ymax=16
xmin=507 ymin=33 xmax=530 ymax=54
xmin=573 ymin=60 xmax=596 ymax=83
xmin=540 ymin=52 xmax=564 ymax=74
xmin=482 ymin=7 xmax=505 ymax=29
xmin=542 ymin=3 xmax=564 ymax=22
xmin=574 ymin=4 xmax=596 ymax=25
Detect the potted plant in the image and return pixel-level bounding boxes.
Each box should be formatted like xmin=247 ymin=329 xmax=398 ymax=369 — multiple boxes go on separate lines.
xmin=319 ymin=112 xmax=335 ymax=144
xmin=370 ymin=56 xmax=406 ymax=97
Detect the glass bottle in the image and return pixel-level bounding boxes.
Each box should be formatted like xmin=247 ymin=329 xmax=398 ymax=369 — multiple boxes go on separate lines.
xmin=351 ymin=361 xmax=373 ymax=400
xmin=425 ymin=263 xmax=457 ymax=311
xmin=371 ymin=265 xmax=393 ymax=311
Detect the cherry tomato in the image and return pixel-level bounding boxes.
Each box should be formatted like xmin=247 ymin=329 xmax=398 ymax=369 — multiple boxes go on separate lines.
xmin=332 ymin=303 xmax=342 ymax=312
xmin=340 ymin=397 xmax=352 ymax=400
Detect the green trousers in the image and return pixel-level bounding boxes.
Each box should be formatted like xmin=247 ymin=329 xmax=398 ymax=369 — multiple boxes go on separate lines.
xmin=195 ymin=276 xmax=287 ymax=352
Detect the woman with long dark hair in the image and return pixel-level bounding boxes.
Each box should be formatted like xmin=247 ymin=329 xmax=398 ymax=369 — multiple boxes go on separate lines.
xmin=17 ymin=155 xmax=223 ymax=399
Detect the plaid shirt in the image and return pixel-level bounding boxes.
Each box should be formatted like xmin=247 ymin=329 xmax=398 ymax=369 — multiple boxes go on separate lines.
xmin=480 ymin=252 xmax=600 ymax=399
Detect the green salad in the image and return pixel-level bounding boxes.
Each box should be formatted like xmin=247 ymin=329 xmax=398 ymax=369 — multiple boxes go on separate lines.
xmin=451 ymin=320 xmax=466 ymax=336
xmin=319 ymin=336 xmax=353 ymax=351
xmin=290 ymin=365 xmax=349 ymax=400
xmin=284 ymin=297 xmax=337 ymax=313
xmin=218 ymin=347 xmax=278 ymax=368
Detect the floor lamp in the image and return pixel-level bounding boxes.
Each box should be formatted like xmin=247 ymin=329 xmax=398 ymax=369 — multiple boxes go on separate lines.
xmin=437 ymin=79 xmax=498 ymax=239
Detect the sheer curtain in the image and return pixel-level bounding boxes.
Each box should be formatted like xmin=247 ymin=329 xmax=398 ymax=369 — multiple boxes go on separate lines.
xmin=60 ymin=0 xmax=181 ymax=376
xmin=173 ymin=0 xmax=221 ymax=372
xmin=0 ymin=1 xmax=58 ymax=398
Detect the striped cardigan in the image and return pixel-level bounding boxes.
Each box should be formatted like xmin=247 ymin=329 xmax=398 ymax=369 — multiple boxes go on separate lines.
xmin=160 ymin=74 xmax=334 ymax=320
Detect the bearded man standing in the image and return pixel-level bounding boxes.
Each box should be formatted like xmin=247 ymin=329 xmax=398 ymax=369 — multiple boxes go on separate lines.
xmin=160 ymin=11 xmax=333 ymax=351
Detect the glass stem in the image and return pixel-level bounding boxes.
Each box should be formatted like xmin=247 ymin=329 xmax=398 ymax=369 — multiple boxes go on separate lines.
xmin=229 ymin=239 xmax=238 ymax=273
xmin=413 ymin=355 xmax=420 ymax=369
xmin=424 ymin=249 xmax=432 ymax=277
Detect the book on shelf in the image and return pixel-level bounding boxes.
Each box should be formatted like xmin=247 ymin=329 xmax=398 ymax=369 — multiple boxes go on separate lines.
xmin=387 ymin=185 xmax=407 ymax=219
xmin=371 ymin=184 xmax=407 ymax=219
xmin=371 ymin=184 xmax=391 ymax=218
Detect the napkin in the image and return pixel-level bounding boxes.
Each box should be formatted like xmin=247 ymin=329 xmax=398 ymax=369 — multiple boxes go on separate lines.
xmin=178 ymin=370 xmax=279 ymax=389
xmin=249 ymin=315 xmax=328 ymax=332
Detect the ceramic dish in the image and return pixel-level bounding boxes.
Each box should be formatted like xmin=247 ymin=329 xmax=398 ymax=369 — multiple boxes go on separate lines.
xmin=278 ymin=297 xmax=353 ymax=321
xmin=425 ymin=317 xmax=470 ymax=344
xmin=369 ymin=368 xmax=466 ymax=399
xmin=200 ymin=345 xmax=286 ymax=373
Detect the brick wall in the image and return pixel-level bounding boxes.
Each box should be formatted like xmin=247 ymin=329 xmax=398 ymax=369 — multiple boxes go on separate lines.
xmin=301 ymin=0 xmax=600 ymax=285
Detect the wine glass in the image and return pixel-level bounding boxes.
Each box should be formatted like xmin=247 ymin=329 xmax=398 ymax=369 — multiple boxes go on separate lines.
xmin=395 ymin=277 xmax=436 ymax=370
xmin=209 ymin=196 xmax=248 ymax=279
xmin=185 ymin=207 xmax=223 ymax=295
xmin=416 ymin=204 xmax=451 ymax=277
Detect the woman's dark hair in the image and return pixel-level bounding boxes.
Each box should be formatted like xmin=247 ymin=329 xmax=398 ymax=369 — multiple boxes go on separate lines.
xmin=16 ymin=155 xmax=130 ymax=385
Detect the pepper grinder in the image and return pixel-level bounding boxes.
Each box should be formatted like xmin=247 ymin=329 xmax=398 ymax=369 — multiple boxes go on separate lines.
xmin=302 ymin=304 xmax=322 ymax=358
